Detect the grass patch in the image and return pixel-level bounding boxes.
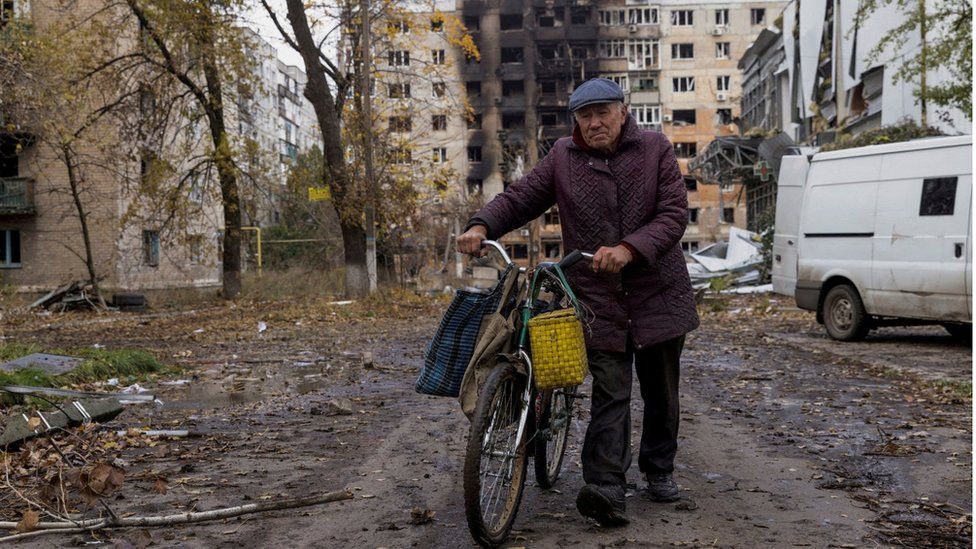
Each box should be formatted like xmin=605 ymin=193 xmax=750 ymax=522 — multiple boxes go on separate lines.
xmin=0 ymin=346 xmax=165 ymax=406
xmin=928 ymin=379 xmax=972 ymax=399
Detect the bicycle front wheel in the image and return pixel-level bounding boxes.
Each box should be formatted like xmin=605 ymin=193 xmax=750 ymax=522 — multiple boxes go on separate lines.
xmin=534 ymin=387 xmax=575 ymax=488
xmin=463 ymin=363 xmax=529 ymax=548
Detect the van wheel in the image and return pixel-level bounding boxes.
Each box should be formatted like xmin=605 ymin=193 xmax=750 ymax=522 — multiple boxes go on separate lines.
xmin=822 ymin=284 xmax=870 ymax=341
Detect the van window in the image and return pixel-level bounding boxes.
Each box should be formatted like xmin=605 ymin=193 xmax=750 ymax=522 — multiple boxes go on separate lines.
xmin=919 ymin=177 xmax=957 ymax=216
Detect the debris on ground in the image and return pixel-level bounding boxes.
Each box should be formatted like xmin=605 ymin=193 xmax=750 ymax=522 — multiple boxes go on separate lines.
xmin=0 ymin=353 xmax=84 ymax=376
xmin=687 ymin=227 xmax=765 ymax=290
xmin=28 ymin=281 xmax=103 ymax=312
xmin=0 ymin=397 xmax=123 ymax=447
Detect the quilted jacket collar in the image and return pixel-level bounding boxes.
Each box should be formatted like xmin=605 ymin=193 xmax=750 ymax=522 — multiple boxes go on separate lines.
xmin=568 ymin=114 xmax=642 ymax=156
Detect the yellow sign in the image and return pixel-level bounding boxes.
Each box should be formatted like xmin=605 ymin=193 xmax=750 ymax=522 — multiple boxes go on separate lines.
xmin=308 ymin=186 xmax=331 ymax=201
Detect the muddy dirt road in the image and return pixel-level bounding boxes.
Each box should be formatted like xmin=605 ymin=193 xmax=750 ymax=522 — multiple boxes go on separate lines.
xmin=4 ymin=295 xmax=971 ymax=547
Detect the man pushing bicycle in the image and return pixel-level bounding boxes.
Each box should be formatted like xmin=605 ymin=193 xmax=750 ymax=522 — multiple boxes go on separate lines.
xmin=457 ymin=78 xmax=700 ymax=527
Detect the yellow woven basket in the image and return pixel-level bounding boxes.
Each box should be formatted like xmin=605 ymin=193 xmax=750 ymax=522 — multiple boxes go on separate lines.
xmin=528 ymin=308 xmax=588 ymax=390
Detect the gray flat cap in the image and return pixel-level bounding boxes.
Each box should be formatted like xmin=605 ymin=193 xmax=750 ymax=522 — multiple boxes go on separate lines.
xmin=569 ymin=78 xmax=625 ymax=112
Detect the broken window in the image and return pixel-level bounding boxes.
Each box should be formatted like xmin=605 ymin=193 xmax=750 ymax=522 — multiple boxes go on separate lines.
xmin=673 ymin=142 xmax=697 ymax=158
xmin=538 ymin=45 xmax=562 ymax=60
xmin=571 ymin=47 xmax=588 ymax=59
xmin=502 ymin=80 xmax=524 ymax=96
xmin=670 ymin=10 xmax=693 ymax=26
xmin=467 ymin=146 xmax=482 ymax=163
xmin=467 ymin=178 xmax=483 ymax=195
xmin=920 ymin=177 xmax=958 ymax=216
xmin=715 ymin=42 xmax=731 ymax=59
xmin=464 ymin=15 xmax=479 ymax=31
xmin=0 ymin=229 xmax=20 ymax=267
xmin=540 ymin=80 xmax=557 ymax=94
xmin=680 ymin=241 xmax=700 ymax=252
xmin=717 ymin=75 xmax=731 ymax=92
xmin=751 ymin=8 xmax=766 ymax=25
xmin=432 ymin=114 xmax=447 ymax=131
xmin=466 ymin=81 xmax=481 ymax=97
xmin=431 ymin=49 xmax=446 ymax=65
xmin=501 ymin=47 xmax=524 ymax=63
xmin=629 ymin=7 xmax=658 ymax=25
xmin=388 ymin=82 xmax=410 ymax=98
xmin=431 ymin=82 xmax=445 ymax=98
xmin=570 ymin=7 xmax=587 ymax=25
xmin=502 ymin=113 xmax=524 ymax=129
xmin=671 ymin=43 xmax=694 ymax=60
xmin=672 ymin=76 xmax=695 ymax=93
xmin=544 ymin=208 xmax=560 ymax=226
xmin=388 ymin=50 xmax=410 ymax=66
xmin=688 ymin=208 xmax=699 ymax=223
xmin=143 ymin=230 xmax=160 ymax=267
xmin=598 ymin=9 xmax=624 ymax=26
xmin=466 ymin=113 xmax=482 ymax=129
xmin=544 ymin=242 xmax=562 ymax=258
xmin=500 ymin=13 xmax=522 ymax=30
xmin=599 ymin=40 xmax=626 ymax=58
xmin=672 ymin=109 xmax=696 ymax=125
xmin=634 ymin=74 xmax=657 ymax=91
xmin=606 ymin=74 xmax=629 ymax=91
xmin=188 ymin=234 xmax=204 ymax=264
xmin=511 ymin=244 xmax=528 ymax=259
xmin=627 ymin=40 xmax=659 ymax=70
xmin=539 ymin=112 xmax=560 ymax=126
xmin=537 ymin=7 xmax=564 ymax=27
xmin=631 ymin=104 xmax=661 ymax=126
xmin=430 ymin=18 xmax=443 ymax=32
xmin=685 ymin=178 xmax=698 ymax=192
xmin=0 ymin=137 xmax=19 ymax=177
xmin=722 ymin=208 xmax=735 ymax=223
xmin=716 ymin=108 xmax=733 ymax=124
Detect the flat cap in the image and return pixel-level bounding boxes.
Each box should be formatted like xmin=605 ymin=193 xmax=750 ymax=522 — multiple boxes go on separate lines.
xmin=568 ymin=78 xmax=625 ymax=112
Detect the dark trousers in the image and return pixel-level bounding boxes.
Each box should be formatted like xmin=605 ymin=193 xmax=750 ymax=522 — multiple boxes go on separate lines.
xmin=581 ymin=335 xmax=684 ymax=487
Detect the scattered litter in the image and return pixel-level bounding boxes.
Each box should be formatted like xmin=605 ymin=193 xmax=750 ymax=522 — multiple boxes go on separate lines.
xmin=721 ymin=283 xmax=775 ymax=295
xmin=92 ymin=343 xmax=105 ymax=349
xmin=114 ymin=429 xmax=193 ymax=438
xmin=106 ymin=378 xmax=120 ymax=386
xmin=120 ymin=383 xmax=150 ymax=394
xmin=327 ymin=300 xmax=354 ymax=306
xmin=0 ymin=353 xmax=84 ymax=376
xmin=161 ymin=379 xmax=192 ymax=386
xmin=193 ymin=328 xmax=205 ymax=334
xmin=1 ymin=385 xmax=155 ymax=404
xmin=687 ymin=227 xmax=767 ymax=292
xmin=257 ymin=321 xmax=268 ymax=333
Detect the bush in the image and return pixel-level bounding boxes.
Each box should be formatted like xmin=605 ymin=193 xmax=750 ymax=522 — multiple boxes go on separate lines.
xmin=821 ymin=119 xmax=945 ymax=152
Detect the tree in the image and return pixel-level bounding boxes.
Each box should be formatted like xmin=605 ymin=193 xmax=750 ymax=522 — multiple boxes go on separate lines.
xmin=856 ymin=0 xmax=972 ymax=121
xmin=261 ymin=0 xmax=477 ymax=296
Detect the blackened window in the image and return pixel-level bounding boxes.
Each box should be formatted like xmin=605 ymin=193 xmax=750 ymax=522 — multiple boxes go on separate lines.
xmin=466 ymin=81 xmax=481 ymax=96
xmin=684 ymin=177 xmax=698 ymax=191
xmin=502 ymin=80 xmax=524 ymax=96
xmin=751 ymin=8 xmax=766 ymax=25
xmin=722 ymin=208 xmax=735 ymax=222
xmin=467 ymin=146 xmax=482 ymax=162
xmin=512 ymin=244 xmax=529 ymax=259
xmin=500 ymin=13 xmax=522 ymax=30
xmin=540 ymin=80 xmax=557 ymax=94
xmin=538 ymin=46 xmax=560 ymax=60
xmin=716 ymin=108 xmax=733 ymax=124
xmin=920 ymin=177 xmax=958 ymax=216
xmin=571 ymin=7 xmax=587 ymax=24
xmin=0 ymin=138 xmax=18 ymax=177
xmin=540 ymin=112 xmax=560 ymax=125
xmin=464 ymin=15 xmax=479 ymax=30
xmin=430 ymin=18 xmax=444 ymax=32
xmin=571 ymin=47 xmax=588 ymax=59
xmin=432 ymin=114 xmax=447 ymax=131
xmin=688 ymin=208 xmax=699 ymax=223
xmin=674 ymin=142 xmax=697 ymax=157
xmin=466 ymin=113 xmax=482 ymax=129
xmin=672 ymin=109 xmax=696 ymax=125
xmin=502 ymin=113 xmax=524 ymax=129
xmin=143 ymin=230 xmax=160 ymax=266
xmin=501 ymin=47 xmax=524 ymax=63
xmin=467 ymin=178 xmax=483 ymax=195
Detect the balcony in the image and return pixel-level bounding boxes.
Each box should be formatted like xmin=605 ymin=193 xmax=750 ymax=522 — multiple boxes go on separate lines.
xmin=0 ymin=177 xmax=36 ymax=215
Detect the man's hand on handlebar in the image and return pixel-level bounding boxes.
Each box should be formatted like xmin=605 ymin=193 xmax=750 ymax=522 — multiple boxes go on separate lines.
xmin=457 ymin=225 xmax=488 ymax=256
xmin=591 ymin=245 xmax=633 ymax=274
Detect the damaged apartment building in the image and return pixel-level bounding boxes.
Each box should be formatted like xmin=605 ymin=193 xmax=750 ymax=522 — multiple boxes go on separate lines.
xmin=451 ymin=0 xmax=784 ymax=262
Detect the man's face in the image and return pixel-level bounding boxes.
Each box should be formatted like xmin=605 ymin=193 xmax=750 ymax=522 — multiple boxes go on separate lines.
xmin=574 ymin=102 xmax=627 ymax=153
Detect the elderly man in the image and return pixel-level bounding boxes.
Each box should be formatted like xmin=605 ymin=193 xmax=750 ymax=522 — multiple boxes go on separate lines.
xmin=456 ymin=78 xmax=699 ymax=526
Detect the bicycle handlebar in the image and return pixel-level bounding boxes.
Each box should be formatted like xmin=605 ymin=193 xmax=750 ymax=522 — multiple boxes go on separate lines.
xmin=556 ymin=249 xmax=594 ymax=270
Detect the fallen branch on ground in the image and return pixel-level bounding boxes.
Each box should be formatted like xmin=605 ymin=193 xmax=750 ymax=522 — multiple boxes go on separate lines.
xmin=0 ymin=489 xmax=353 ymax=542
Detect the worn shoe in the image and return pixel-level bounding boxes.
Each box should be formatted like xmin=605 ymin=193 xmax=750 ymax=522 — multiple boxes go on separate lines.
xmin=576 ymin=484 xmax=630 ymax=527
xmin=644 ymin=473 xmax=679 ymax=502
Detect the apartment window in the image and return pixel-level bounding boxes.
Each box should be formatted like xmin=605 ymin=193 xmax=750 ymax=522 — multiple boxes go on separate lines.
xmin=143 ymin=230 xmax=160 ymax=267
xmin=631 ymin=104 xmax=661 ymax=126
xmin=681 ymin=241 xmax=700 ymax=252
xmin=388 ymin=19 xmax=409 ymax=34
xmin=670 ymin=10 xmax=694 ymax=26
xmin=465 ymin=53 xmax=480 ymax=65
xmin=717 ymin=108 xmax=733 ymax=124
xmin=430 ymin=18 xmax=443 ymax=32
xmin=672 ymin=109 xmax=696 ymax=125
xmin=188 ymin=234 xmax=204 ymax=264
xmin=466 ymin=81 xmax=481 ymax=97
xmin=570 ymin=7 xmax=587 ymax=25
xmin=432 ymin=147 xmax=447 ymax=163
xmin=722 ymin=208 xmax=735 ymax=223
xmin=627 ymin=40 xmax=659 ymax=70
xmin=388 ymin=116 xmax=411 ymax=132
xmin=673 ymin=76 xmax=695 ymax=93
xmin=432 ymin=49 xmax=446 ymax=65
xmin=571 ymin=47 xmax=588 ymax=59
xmin=537 ymin=7 xmax=564 ymax=27
xmin=599 ymin=9 xmax=624 ymax=26
xmin=500 ymin=13 xmax=522 ymax=30
xmin=391 ymin=148 xmax=412 ymax=165
xmin=751 ymin=8 xmax=766 ymax=25
xmin=721 ymin=180 xmax=734 ymax=191
xmin=467 ymin=146 xmax=482 ymax=163
xmin=634 ymin=74 xmax=657 ymax=91
xmin=464 ymin=15 xmax=479 ymax=31
xmin=920 ymin=177 xmax=958 ymax=216
xmin=688 ymin=208 xmax=700 ymax=224
xmin=467 ymin=178 xmax=483 ymax=195
xmin=606 ymin=74 xmax=629 ymax=91
xmin=685 ymin=178 xmax=698 ymax=192
xmin=717 ymin=75 xmax=731 ymax=92
xmin=671 ymin=43 xmax=694 ymax=60
xmin=388 ymin=82 xmax=410 ymax=98
xmin=0 ymin=229 xmax=21 ymax=267
xmin=544 ymin=242 xmax=562 ymax=258
xmin=599 ymin=40 xmax=626 ymax=59
xmin=628 ymin=7 xmax=658 ymax=25
xmin=512 ymin=244 xmax=529 ymax=259
xmin=540 ymin=80 xmax=557 ymax=94
xmin=188 ymin=172 xmax=204 ymax=203
xmin=502 ymin=113 xmax=524 ymax=129
xmin=544 ymin=208 xmax=560 ymax=226
xmin=538 ymin=45 xmax=562 ymax=60
xmin=501 ymin=47 xmax=524 ymax=63
xmin=674 ymin=142 xmax=697 ymax=158
xmin=540 ymin=112 xmax=560 ymax=125
xmin=388 ymin=50 xmax=410 ymax=66
xmin=502 ymin=80 xmax=524 ymax=96
xmin=432 ymin=82 xmax=445 ymax=98
xmin=432 ymin=114 xmax=447 ymax=131
xmin=716 ymin=42 xmax=731 ymax=59
xmin=466 ymin=113 xmax=482 ymax=129
xmin=715 ymin=9 xmax=729 ymax=26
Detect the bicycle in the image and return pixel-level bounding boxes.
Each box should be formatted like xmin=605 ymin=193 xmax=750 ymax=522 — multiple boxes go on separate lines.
xmin=462 ymin=240 xmax=592 ymax=548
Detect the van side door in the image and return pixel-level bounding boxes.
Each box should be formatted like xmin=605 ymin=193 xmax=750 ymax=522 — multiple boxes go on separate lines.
xmin=871 ymin=147 xmax=971 ymax=322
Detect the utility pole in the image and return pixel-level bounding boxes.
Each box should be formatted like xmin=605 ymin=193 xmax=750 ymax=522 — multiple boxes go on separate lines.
xmin=360 ymin=0 xmax=377 ymax=292
xmin=919 ymin=0 xmax=928 ymax=126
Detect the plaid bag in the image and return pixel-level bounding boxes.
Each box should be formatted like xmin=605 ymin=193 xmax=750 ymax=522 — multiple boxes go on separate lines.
xmin=416 ymin=267 xmax=513 ymax=397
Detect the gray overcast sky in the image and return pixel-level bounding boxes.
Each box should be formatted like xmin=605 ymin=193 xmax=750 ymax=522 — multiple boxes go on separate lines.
xmin=241 ymin=3 xmax=306 ymax=68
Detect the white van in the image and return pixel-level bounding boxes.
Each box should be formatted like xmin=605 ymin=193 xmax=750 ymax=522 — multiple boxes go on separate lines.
xmin=772 ymin=135 xmax=972 ymax=341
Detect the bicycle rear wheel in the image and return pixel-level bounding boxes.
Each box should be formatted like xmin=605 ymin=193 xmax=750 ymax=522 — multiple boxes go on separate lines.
xmin=463 ymin=363 xmax=529 ymax=548
xmin=533 ymin=387 xmax=575 ymax=489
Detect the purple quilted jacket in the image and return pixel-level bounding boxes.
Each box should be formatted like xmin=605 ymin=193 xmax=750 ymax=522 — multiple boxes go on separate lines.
xmin=471 ymin=116 xmax=700 ymax=353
